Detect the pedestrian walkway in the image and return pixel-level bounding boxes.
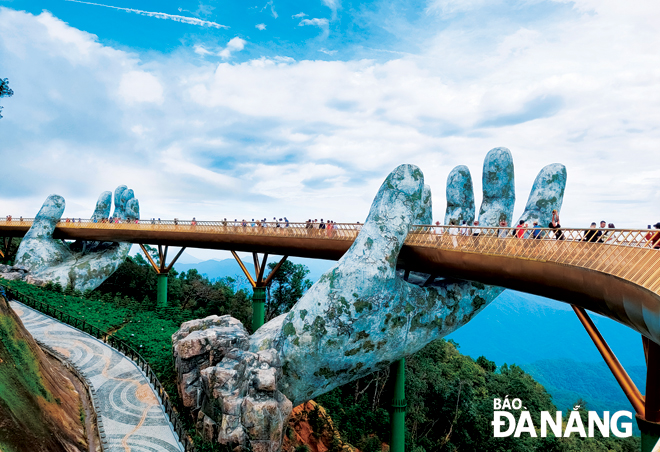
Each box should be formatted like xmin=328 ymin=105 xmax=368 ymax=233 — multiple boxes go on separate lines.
xmin=10 ymin=300 xmax=185 ymax=452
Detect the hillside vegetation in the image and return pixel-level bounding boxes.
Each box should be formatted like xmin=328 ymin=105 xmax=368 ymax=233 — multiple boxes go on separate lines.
xmin=0 ymin=254 xmax=644 ymax=451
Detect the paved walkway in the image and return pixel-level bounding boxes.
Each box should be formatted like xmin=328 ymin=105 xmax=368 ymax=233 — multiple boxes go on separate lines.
xmin=11 ymin=301 xmax=185 ymax=452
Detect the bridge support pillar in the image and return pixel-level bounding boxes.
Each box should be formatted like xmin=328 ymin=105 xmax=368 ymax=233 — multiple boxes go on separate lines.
xmin=639 ymin=337 xmax=660 ymax=452
xmin=252 ymin=286 xmax=266 ymax=331
xmin=637 ymin=417 xmax=660 ymax=452
xmin=139 ymin=244 xmax=186 ymax=309
xmin=391 ymin=358 xmax=406 ymax=452
xmin=157 ymin=273 xmax=168 ymax=308
xmin=231 ymin=251 xmax=288 ymax=333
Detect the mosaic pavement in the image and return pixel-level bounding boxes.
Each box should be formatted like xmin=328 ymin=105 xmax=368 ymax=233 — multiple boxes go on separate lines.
xmin=11 ymin=301 xmax=185 ymax=452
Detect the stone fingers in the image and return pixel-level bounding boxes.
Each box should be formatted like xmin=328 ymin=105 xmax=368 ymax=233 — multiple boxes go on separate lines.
xmin=478 ymin=147 xmax=515 ymax=227
xmin=112 ymin=186 xmax=127 ymax=218
xmin=91 ymin=191 xmax=112 ymax=220
xmin=111 ymin=185 xmax=139 ymax=220
xmin=517 ymin=163 xmax=567 ymax=227
xmin=444 ymin=165 xmax=475 ymax=225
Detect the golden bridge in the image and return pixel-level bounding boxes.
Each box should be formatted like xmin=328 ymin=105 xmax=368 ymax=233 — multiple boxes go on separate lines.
xmin=2 ymin=218 xmax=660 ymax=449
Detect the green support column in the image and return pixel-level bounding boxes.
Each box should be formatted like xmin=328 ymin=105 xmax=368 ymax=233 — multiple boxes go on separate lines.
xmin=391 ymin=358 xmax=406 ymax=452
xmin=157 ymin=272 xmax=168 ymax=308
xmin=252 ymin=286 xmax=266 ymax=332
xmin=637 ymin=417 xmax=660 ymax=452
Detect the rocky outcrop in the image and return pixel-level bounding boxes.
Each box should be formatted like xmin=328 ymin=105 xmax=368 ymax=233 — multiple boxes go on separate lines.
xmin=173 ymin=315 xmax=292 ymax=451
xmin=282 ymin=401 xmax=357 ymax=452
xmin=13 ymin=186 xmax=139 ymax=292
xmin=0 ymin=295 xmax=89 ymax=452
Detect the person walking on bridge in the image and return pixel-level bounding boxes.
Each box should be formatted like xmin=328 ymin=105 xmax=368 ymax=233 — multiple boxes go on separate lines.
xmin=584 ymin=222 xmax=601 ymax=242
xmin=549 ymin=209 xmax=563 ymax=240
xmin=648 ymin=223 xmax=660 ymax=249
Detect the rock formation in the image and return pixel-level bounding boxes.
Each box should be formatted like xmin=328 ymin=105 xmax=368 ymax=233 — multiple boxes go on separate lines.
xmin=173 ymin=315 xmax=292 ymax=452
xmin=0 ymin=294 xmax=90 ymax=451
xmin=8 ymin=186 xmax=139 ymax=291
xmin=172 ymin=148 xmax=567 ymax=450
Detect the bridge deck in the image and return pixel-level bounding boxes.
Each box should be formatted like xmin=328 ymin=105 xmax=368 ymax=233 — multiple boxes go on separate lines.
xmin=2 ymin=220 xmax=660 ymax=344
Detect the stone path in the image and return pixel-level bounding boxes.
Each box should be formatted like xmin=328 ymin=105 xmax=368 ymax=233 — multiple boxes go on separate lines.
xmin=11 ymin=301 xmax=185 ymax=452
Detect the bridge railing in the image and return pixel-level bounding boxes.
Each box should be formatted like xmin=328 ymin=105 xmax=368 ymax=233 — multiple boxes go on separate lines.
xmin=0 ymin=282 xmax=197 ymax=452
xmin=406 ymin=225 xmax=660 ymax=294
xmin=2 ymin=218 xmax=659 ymax=291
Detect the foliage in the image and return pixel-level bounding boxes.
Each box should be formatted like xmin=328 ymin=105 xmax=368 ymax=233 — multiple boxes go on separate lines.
xmin=0 ymin=77 xmax=14 ymax=119
xmin=96 ymin=254 xmax=253 ymax=331
xmin=0 ymin=238 xmax=22 ymax=266
xmin=0 ymin=257 xmax=643 ymax=452
xmin=265 ymin=259 xmax=312 ymax=321
xmin=318 ymin=339 xmax=641 ymax=452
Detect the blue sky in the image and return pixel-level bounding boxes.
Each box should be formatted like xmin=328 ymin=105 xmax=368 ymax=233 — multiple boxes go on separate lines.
xmin=1 ymin=0 xmax=659 ymax=259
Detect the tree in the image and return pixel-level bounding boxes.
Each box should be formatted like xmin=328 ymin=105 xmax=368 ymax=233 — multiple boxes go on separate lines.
xmin=265 ymin=259 xmax=312 ymax=321
xmin=0 ymin=78 xmax=14 ymax=119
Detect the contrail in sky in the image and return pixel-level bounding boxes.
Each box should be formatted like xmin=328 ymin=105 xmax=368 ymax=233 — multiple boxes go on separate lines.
xmin=65 ymin=0 xmax=229 ymax=29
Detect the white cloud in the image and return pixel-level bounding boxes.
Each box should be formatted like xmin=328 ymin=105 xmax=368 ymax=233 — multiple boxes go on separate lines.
xmin=292 ymin=12 xmax=307 ymax=19
xmin=299 ymin=17 xmax=330 ymax=38
xmin=321 ymin=0 xmax=341 ymax=19
xmin=426 ymin=0 xmax=490 ymax=15
xmin=261 ymin=0 xmax=278 ymax=19
xmin=194 ymin=44 xmax=213 ymax=56
xmin=299 ymin=18 xmax=329 ymax=28
xmin=119 ymin=71 xmax=164 ymax=104
xmin=256 ymin=23 xmax=267 ymax=30
xmin=2 ymin=5 xmax=660 ymax=228
xmin=218 ymin=37 xmax=247 ymax=59
xmin=65 ymin=0 xmax=229 ymax=28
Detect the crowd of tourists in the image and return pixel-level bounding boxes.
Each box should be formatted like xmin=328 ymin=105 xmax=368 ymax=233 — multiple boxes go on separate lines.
xmin=435 ymin=211 xmax=660 ymax=249
xmin=4 ymin=211 xmax=659 ymax=249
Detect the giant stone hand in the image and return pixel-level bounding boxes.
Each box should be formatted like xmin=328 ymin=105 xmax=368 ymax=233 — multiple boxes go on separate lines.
xmin=172 ymin=147 xmax=566 ymax=450
xmin=14 ymin=186 xmax=139 ymax=292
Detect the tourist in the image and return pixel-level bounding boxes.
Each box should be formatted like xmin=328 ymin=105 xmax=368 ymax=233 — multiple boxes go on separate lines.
xmin=448 ymin=220 xmax=459 ymax=247
xmin=460 ymin=221 xmax=469 ymax=236
xmin=549 ymin=209 xmax=563 ymax=240
xmin=648 ymin=223 xmax=660 ymax=249
xmin=532 ymin=221 xmax=542 ymax=239
xmin=583 ymin=222 xmax=601 ymax=242
xmin=598 ymin=220 xmax=607 ymax=242
xmin=473 ymin=220 xmax=481 ymax=237
xmin=516 ymin=220 xmax=526 ymax=238
xmin=191 ymin=217 xmax=197 ymax=226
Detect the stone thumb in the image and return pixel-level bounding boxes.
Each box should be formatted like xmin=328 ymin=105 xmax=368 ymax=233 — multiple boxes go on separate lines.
xmin=24 ymin=194 xmax=65 ymax=241
xmin=340 ymin=164 xmax=425 ymax=279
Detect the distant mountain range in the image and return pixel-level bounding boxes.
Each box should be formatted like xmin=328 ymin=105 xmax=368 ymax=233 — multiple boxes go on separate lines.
xmin=174 ymin=256 xmax=336 ymax=291
xmin=173 ymin=254 xmax=646 ymax=427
